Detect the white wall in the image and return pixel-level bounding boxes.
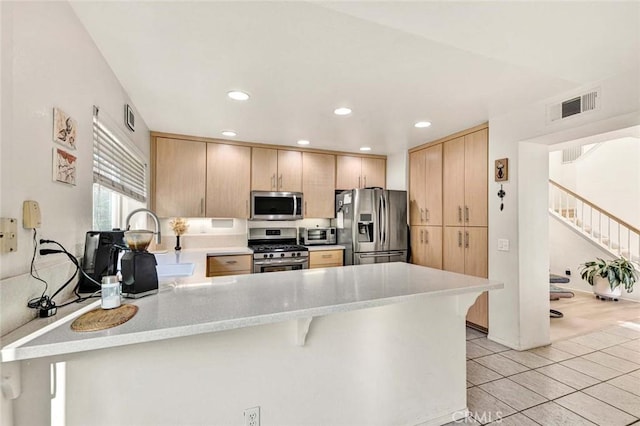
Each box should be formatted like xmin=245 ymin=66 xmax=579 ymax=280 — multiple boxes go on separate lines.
xmin=385 ymin=150 xmax=407 ymax=191
xmin=549 ymin=216 xmax=639 ymax=302
xmin=550 ymin=137 xmax=640 ymax=226
xmin=488 ymin=68 xmax=640 ymax=350
xmin=0 ymin=1 xmax=150 ymax=335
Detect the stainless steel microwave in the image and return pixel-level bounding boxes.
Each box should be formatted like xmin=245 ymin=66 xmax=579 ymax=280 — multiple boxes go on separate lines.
xmin=250 ymin=191 xmax=303 ymax=221
xmin=299 ymin=227 xmax=336 ymax=245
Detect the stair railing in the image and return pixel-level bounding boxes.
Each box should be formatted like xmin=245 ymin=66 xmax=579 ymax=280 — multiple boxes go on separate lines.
xmin=549 ymin=180 xmax=639 ymax=263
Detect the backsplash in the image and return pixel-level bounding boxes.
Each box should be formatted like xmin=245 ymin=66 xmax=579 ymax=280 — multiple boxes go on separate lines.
xmin=153 ymin=218 xmax=332 ymax=251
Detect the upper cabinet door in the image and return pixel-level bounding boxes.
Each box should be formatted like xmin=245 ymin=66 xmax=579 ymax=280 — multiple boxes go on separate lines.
xmin=443 ymin=137 xmax=465 ymax=226
xmin=206 ymin=143 xmax=251 ymax=218
xmin=361 ymin=157 xmax=386 ymax=189
xmin=424 ymin=144 xmax=442 ymax=226
xmin=464 ymin=129 xmax=488 ymax=227
xmin=409 ymin=150 xmax=427 ymax=226
xmin=336 ymin=155 xmax=362 ymax=190
xmin=251 ymin=147 xmax=278 ymax=191
xmin=277 ymin=149 xmax=302 ymax=192
xmin=302 ymin=152 xmax=336 ymax=218
xmin=155 ymin=137 xmax=206 ymax=217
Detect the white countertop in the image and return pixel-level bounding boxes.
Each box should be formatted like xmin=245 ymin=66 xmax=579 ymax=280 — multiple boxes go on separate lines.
xmin=1 ymin=263 xmax=501 ymax=362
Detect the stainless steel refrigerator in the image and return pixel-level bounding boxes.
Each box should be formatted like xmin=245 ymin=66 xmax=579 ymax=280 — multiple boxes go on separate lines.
xmin=336 ymin=188 xmax=408 ymax=265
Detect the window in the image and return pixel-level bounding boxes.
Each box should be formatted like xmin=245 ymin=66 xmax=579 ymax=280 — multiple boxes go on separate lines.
xmin=92 ymin=106 xmax=147 ymax=230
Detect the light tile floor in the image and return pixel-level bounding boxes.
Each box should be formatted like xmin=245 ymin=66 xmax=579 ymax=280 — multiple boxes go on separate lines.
xmin=452 ymin=320 xmax=640 ymax=425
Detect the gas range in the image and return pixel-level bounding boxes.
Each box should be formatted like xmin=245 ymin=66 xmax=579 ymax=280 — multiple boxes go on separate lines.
xmin=248 ymin=228 xmax=309 ymax=273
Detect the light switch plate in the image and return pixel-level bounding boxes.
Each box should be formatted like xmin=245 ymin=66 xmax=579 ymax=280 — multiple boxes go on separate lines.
xmin=0 ymin=218 xmax=18 ymax=253
xmin=497 ymin=238 xmax=510 ymax=251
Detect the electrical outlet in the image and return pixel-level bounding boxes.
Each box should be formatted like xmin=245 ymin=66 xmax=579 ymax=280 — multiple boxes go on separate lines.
xmin=244 ymin=406 xmax=260 ymax=426
xmin=565 ymin=269 xmax=571 ymax=276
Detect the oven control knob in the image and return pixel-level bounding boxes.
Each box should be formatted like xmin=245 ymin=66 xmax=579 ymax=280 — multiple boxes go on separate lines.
xmin=297 ymin=252 xmax=301 ymax=257
xmin=281 ymin=253 xmax=285 ymax=257
xmin=263 ymin=254 xmax=268 ymax=258
xmin=269 ymin=254 xmax=273 ymax=258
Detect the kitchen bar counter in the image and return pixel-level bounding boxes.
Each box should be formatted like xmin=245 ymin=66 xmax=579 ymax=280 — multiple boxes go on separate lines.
xmin=2 ymin=263 xmax=502 ymax=426
xmin=1 ymin=262 xmax=500 ymax=362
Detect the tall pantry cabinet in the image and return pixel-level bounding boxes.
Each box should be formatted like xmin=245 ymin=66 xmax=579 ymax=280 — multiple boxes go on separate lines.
xmin=409 ymin=125 xmax=489 ymax=330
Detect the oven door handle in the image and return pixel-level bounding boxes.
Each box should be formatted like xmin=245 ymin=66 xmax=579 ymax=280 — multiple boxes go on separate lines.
xmin=254 ymin=257 xmax=309 ymax=266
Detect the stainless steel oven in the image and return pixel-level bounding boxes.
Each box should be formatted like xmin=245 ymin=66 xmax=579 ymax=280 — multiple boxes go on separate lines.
xmin=253 ymin=256 xmax=308 ymax=273
xmin=249 ymin=227 xmax=309 ymax=273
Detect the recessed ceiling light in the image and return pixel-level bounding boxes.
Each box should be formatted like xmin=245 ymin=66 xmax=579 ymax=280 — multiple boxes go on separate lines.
xmin=227 ymin=91 xmax=250 ymax=101
xmin=297 ymin=140 xmax=310 ymax=145
xmin=359 ymin=147 xmax=371 ymax=152
xmin=334 ymin=107 xmax=352 ymax=116
xmin=221 ymin=130 xmax=237 ymax=137
xmin=414 ymin=121 xmax=432 ymax=128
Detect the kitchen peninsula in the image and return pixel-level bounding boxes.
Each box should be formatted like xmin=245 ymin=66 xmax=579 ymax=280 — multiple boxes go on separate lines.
xmin=2 ymin=263 xmax=502 ymax=426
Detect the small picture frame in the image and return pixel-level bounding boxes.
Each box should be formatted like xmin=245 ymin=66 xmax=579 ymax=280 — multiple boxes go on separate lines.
xmin=125 ymin=104 xmax=135 ymax=131
xmin=495 ymin=158 xmax=508 ymax=182
xmin=52 ymin=107 xmax=77 ymax=150
xmin=53 ymin=147 xmax=77 ymax=185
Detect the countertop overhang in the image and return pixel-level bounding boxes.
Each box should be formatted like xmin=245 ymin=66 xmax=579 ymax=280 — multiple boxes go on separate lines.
xmin=1 ymin=263 xmax=502 ymax=362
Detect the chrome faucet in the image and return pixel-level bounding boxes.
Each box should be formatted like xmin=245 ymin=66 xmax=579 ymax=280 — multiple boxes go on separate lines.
xmin=125 ymin=208 xmax=162 ymax=244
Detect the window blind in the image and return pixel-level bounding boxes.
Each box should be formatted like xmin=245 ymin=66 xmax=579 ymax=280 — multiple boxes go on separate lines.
xmin=92 ymin=106 xmax=147 ymax=202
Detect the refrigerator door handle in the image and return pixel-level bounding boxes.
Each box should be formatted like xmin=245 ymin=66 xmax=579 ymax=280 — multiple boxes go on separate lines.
xmin=378 ymin=194 xmax=384 ymax=245
xmin=359 ymin=251 xmax=405 ymax=258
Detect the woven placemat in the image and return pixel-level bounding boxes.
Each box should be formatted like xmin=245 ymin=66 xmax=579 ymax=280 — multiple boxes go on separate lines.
xmin=71 ymin=304 xmax=138 ymax=332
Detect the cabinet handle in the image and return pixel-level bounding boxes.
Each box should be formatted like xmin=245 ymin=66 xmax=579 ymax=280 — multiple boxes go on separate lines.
xmin=321 ymin=254 xmax=332 ymax=259
xmin=246 ymin=200 xmax=249 ymax=216
xmin=458 ymin=231 xmax=462 ymax=247
xmin=426 ymin=208 xmax=430 ymax=222
xmin=420 ymin=229 xmax=424 ymax=243
xmin=420 ymin=208 xmax=424 ymax=222
xmin=271 ymin=174 xmax=276 ymax=190
xmin=425 ymin=230 xmax=429 ymax=244
xmin=225 ymin=260 xmax=238 ymax=264
xmin=465 ymin=206 xmax=470 ymax=223
xmin=364 ymin=175 xmax=367 ymax=187
xmin=465 ymin=231 xmax=469 ymax=248
xmin=279 ymin=174 xmax=283 ymax=189
xmin=305 ymin=201 xmax=308 ymax=215
xmin=201 ymin=198 xmax=205 ymax=215
xmin=458 ymin=206 xmax=462 ymax=223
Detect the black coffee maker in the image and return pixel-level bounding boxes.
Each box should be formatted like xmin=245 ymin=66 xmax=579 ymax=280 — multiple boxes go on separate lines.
xmin=79 ymin=230 xmax=125 ymax=293
xmin=121 ymin=230 xmax=158 ymax=298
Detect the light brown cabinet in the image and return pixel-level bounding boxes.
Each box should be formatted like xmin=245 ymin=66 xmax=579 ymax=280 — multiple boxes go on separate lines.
xmin=410 ymin=225 xmax=442 ymax=269
xmin=336 ymin=156 xmax=386 ymax=190
xmin=408 ymin=124 xmax=489 ymax=331
xmin=206 ymin=254 xmax=252 ymax=277
xmin=206 ymin=143 xmax=251 ymax=218
xmin=443 ymin=227 xmax=488 ymax=328
xmin=251 ymin=147 xmax=302 ymax=192
xmin=309 ymin=249 xmax=344 ymax=269
xmin=443 ymin=129 xmax=488 ymax=227
xmin=302 ymin=152 xmax=336 ymax=218
xmin=154 ymin=137 xmax=207 ymax=217
xmin=409 ymin=144 xmax=442 ymax=226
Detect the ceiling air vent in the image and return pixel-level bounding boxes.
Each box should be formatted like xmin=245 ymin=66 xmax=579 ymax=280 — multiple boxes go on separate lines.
xmin=547 ymin=88 xmax=601 ymax=123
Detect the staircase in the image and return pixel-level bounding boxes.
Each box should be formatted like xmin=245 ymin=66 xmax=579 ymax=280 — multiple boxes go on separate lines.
xmin=549 ymin=180 xmax=639 ymax=264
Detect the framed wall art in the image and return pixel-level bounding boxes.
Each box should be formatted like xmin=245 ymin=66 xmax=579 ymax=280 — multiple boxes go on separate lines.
xmin=52 ymin=107 xmax=77 ymax=150
xmin=53 ymin=147 xmax=77 ymax=185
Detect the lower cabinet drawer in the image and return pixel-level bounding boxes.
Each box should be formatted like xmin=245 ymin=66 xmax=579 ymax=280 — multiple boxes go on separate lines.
xmin=309 ymin=250 xmax=344 ymax=269
xmin=207 ymin=255 xmax=252 ymax=277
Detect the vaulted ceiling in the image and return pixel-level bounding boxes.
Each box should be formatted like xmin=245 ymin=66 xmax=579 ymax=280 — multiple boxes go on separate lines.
xmin=70 ymin=1 xmax=640 ymax=155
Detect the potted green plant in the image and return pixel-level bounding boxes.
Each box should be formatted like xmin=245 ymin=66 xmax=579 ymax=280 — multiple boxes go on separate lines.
xmin=579 ymin=257 xmax=637 ymax=300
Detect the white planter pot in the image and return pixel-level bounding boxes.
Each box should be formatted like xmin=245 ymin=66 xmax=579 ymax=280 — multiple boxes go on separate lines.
xmin=593 ymin=276 xmax=622 ymax=300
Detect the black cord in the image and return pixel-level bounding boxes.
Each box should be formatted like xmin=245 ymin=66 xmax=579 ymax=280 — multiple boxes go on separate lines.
xmin=30 ymin=239 xmax=106 ymax=311
xmin=27 ymin=230 xmax=52 ymax=310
